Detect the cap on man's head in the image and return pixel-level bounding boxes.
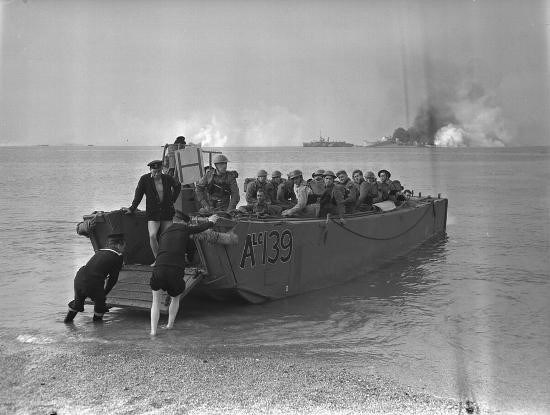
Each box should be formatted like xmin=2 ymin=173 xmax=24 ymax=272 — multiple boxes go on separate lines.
xmin=147 ymin=160 xmax=163 ymax=168
xmin=256 ymin=169 xmax=268 ymax=177
xmin=336 ymin=170 xmax=347 ymax=177
xmin=312 ymin=169 xmax=325 ymax=177
xmin=174 ymin=209 xmax=191 ymax=222
xmin=271 ymin=170 xmax=282 ymax=178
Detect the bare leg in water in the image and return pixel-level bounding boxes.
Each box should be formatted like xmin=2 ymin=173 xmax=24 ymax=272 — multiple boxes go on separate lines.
xmin=150 ymin=290 xmax=161 ymax=335
xmin=166 ymin=294 xmax=182 ymax=329
xmin=150 ymin=291 xmax=182 ymax=335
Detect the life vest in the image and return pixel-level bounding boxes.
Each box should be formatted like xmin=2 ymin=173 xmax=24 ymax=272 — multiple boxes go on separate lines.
xmin=206 ymin=171 xmax=238 ymax=198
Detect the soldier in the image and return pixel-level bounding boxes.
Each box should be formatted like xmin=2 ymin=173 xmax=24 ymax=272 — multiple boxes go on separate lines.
xmin=276 ymin=172 xmax=297 ymax=209
xmin=389 ymin=180 xmax=405 ymax=204
xmin=165 ymin=136 xmax=187 ymax=177
xmin=64 ymin=233 xmax=126 ymax=323
xmin=356 ymin=171 xmax=379 ymax=211
xmin=269 ymin=170 xmax=285 ymax=190
xmin=376 ymin=169 xmax=393 ymax=202
xmin=195 ymin=154 xmax=240 ymax=213
xmin=308 ymin=169 xmax=326 ymax=202
xmin=245 ymin=169 xmax=276 ymax=205
xmin=239 ymin=188 xmax=282 ymax=216
xmin=123 ymin=160 xmax=181 ymax=263
xmin=318 ymin=171 xmax=345 ymax=219
xmin=352 ymin=169 xmax=364 ymax=186
xmin=336 ymin=170 xmax=359 ymax=213
xmin=281 ymin=170 xmax=317 ymax=217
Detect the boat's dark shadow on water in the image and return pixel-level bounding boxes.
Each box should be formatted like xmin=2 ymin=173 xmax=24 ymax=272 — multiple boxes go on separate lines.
xmin=188 ymin=233 xmax=449 ymax=314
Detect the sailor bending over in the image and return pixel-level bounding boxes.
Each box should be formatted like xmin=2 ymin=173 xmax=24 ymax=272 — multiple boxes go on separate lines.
xmin=64 ymin=233 xmax=126 ymax=323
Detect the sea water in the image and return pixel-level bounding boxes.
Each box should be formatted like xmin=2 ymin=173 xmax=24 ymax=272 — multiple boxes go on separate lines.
xmin=0 ymin=145 xmax=548 ymax=414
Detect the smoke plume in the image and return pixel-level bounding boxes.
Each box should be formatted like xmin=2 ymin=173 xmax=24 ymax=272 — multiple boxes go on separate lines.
xmin=111 ymin=105 xmax=303 ymax=147
xmin=394 ymin=79 xmax=511 ymax=147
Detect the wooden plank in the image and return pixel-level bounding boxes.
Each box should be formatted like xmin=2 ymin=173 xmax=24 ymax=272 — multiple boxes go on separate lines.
xmin=96 ymin=267 xmax=205 ymax=313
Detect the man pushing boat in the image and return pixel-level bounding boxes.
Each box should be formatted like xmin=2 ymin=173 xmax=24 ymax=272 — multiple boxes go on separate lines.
xmin=150 ymin=210 xmax=238 ymax=336
xmin=64 ymin=233 xmax=126 ymax=323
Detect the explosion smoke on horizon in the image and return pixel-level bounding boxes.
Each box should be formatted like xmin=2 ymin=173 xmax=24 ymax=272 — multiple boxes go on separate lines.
xmin=394 ymin=80 xmax=511 ymax=147
xmin=178 ymin=106 xmax=303 ymax=147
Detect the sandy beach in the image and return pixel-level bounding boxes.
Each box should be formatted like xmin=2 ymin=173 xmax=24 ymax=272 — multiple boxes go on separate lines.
xmin=1 ymin=325 xmax=476 ymax=415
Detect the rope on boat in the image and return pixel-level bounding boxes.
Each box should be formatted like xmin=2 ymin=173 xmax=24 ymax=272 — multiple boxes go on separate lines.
xmin=330 ymin=202 xmax=434 ymax=241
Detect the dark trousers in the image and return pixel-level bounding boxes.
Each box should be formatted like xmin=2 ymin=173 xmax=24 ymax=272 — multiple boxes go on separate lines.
xmin=68 ymin=269 xmax=109 ymax=314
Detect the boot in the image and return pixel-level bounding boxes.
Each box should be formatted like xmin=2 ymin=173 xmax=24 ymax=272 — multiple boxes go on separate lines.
xmin=64 ymin=310 xmax=77 ymax=323
xmin=92 ymin=314 xmax=103 ymax=322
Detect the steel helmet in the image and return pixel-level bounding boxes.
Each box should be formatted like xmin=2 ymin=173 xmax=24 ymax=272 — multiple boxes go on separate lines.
xmin=213 ymin=154 xmax=229 ymax=164
xmin=323 ymin=170 xmax=337 ymax=178
xmin=271 ymin=170 xmax=282 ymax=178
xmin=288 ymin=169 xmax=303 ymax=179
xmin=256 ymin=169 xmax=268 ymax=177
xmin=377 ymin=169 xmax=391 ymax=179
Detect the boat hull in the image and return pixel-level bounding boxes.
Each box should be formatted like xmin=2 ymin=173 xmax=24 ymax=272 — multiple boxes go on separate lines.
xmin=194 ymin=198 xmax=447 ymax=302
xmin=80 ymin=198 xmax=447 ymax=306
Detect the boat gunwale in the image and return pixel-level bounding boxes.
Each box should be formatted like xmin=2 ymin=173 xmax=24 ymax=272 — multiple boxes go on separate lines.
xmin=221 ymin=197 xmax=445 ymax=225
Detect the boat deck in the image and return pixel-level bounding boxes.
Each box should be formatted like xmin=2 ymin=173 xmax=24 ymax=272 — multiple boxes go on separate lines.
xmin=100 ymin=265 xmax=204 ymax=313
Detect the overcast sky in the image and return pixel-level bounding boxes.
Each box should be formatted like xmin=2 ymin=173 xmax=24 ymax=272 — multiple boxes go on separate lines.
xmin=1 ymin=0 xmax=548 ymax=146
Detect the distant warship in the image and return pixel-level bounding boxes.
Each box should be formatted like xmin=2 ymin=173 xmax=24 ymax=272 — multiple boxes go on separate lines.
xmin=303 ymin=135 xmax=353 ymax=147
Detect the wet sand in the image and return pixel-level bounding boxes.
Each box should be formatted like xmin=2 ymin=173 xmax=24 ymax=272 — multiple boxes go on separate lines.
xmin=0 ymin=330 xmax=474 ymax=415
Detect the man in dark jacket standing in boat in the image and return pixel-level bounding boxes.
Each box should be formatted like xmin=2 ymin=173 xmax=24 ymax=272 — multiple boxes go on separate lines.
xmin=150 ymin=211 xmax=237 ymax=336
xmin=123 ymin=160 xmax=181 ymax=264
xmin=64 ymin=233 xmax=126 ymax=323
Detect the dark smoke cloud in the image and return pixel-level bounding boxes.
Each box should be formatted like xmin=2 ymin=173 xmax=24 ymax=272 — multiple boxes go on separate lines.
xmin=410 ymin=102 xmax=459 ymax=145
xmin=391 ymin=77 xmax=511 ymax=147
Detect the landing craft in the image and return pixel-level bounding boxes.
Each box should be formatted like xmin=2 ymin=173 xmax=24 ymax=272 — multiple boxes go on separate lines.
xmin=77 ymin=144 xmax=447 ymax=312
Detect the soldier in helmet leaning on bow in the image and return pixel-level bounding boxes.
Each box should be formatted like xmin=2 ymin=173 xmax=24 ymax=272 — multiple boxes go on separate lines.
xmin=195 ymin=154 xmax=240 ymax=214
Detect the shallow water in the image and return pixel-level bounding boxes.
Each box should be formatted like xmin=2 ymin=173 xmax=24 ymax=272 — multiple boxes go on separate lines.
xmin=0 ymin=145 xmax=548 ymax=414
